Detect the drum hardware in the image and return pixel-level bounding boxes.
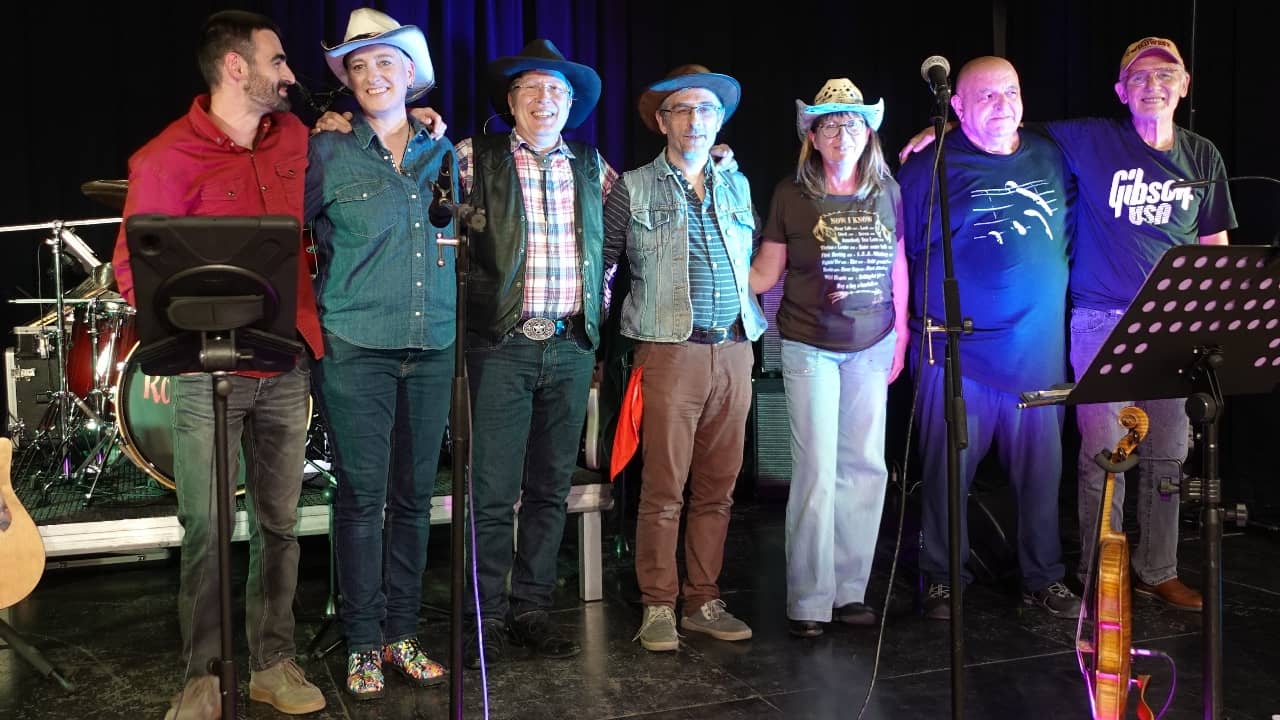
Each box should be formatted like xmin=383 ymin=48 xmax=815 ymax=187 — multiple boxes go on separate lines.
xmin=2 ymin=216 xmax=120 ymax=491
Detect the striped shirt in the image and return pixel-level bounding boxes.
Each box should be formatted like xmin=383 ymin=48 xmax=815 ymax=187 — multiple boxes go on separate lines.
xmin=672 ymin=163 xmax=741 ymax=329
xmin=457 ymin=131 xmax=617 ymax=319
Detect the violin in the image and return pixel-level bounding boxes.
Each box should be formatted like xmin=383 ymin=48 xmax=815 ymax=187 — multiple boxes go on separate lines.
xmin=1088 ymin=406 xmax=1154 ymax=720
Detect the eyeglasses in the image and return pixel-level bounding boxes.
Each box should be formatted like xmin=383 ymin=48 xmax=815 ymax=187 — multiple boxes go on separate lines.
xmin=814 ymin=120 xmax=866 ymax=139
xmin=511 ymin=82 xmax=573 ymax=99
xmin=1124 ymin=68 xmax=1183 ymax=87
xmin=659 ymin=103 xmax=723 ymax=120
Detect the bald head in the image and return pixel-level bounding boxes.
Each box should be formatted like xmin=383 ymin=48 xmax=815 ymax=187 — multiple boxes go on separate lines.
xmin=951 ymin=56 xmax=1023 ymax=155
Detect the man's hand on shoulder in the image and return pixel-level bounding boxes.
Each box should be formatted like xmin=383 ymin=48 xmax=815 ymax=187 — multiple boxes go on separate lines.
xmin=310 ymin=107 xmax=447 ymax=140
xmin=312 ymin=111 xmax=354 ymax=136
xmin=409 ymin=107 xmax=447 ymax=140
xmin=711 ymin=144 xmax=738 ymax=173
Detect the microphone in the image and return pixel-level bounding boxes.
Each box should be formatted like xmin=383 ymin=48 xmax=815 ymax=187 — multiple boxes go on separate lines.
xmin=429 ymin=151 xmax=455 ymax=228
xmin=1170 ymin=175 xmax=1280 ymax=190
xmin=920 ymin=55 xmax=952 ymax=104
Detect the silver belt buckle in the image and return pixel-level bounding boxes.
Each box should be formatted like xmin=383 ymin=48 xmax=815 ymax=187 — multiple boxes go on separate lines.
xmin=521 ymin=317 xmax=557 ymax=341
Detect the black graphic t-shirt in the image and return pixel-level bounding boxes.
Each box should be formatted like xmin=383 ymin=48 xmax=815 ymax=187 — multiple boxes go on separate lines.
xmin=1038 ymin=117 xmax=1237 ymax=309
xmin=762 ymin=178 xmax=901 ymax=352
xmin=898 ymin=130 xmax=1073 ymax=392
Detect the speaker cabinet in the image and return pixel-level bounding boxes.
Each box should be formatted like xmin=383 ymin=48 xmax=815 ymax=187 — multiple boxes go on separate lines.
xmin=750 ymin=376 xmax=791 ymax=493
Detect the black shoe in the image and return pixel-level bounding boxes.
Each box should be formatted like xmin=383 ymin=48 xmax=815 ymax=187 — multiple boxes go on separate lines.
xmin=464 ymin=618 xmax=508 ymax=670
xmin=509 ymin=609 xmax=581 ymax=659
xmin=924 ymin=583 xmax=951 ymax=621
xmin=833 ymin=602 xmax=877 ymax=626
xmin=788 ymin=619 xmax=823 ymax=638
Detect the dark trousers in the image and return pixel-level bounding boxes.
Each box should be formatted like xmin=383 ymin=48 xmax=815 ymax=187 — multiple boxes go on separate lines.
xmin=314 ymin=334 xmax=452 ymax=653
xmin=915 ymin=362 xmax=1066 ymax=592
xmin=466 ymin=330 xmax=595 ymax=621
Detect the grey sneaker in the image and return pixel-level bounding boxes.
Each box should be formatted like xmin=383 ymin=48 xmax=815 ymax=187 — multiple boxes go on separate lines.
xmin=681 ymin=599 xmax=752 ymax=641
xmin=924 ymin=583 xmax=951 ymax=620
xmin=1024 ymin=581 xmax=1082 ymax=618
xmin=249 ymin=658 xmax=326 ymax=714
xmin=634 ymin=605 xmax=679 ymax=651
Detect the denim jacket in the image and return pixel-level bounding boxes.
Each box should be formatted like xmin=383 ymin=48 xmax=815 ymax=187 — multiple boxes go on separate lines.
xmin=609 ymin=152 xmax=764 ymax=343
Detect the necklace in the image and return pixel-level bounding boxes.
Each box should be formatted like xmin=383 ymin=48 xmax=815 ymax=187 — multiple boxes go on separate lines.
xmin=387 ymin=124 xmax=411 ymax=174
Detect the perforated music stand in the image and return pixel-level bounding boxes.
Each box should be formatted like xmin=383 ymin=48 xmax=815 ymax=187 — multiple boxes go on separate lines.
xmin=1068 ymin=243 xmax=1280 ymax=720
xmin=126 ymin=213 xmax=303 ymax=720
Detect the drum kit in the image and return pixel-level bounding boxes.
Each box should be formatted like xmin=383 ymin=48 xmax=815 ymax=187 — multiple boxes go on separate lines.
xmin=2 ymin=181 xmax=331 ymax=503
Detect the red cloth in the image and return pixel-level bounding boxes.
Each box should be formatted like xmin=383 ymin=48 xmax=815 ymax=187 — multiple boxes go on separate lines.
xmin=610 ymin=366 xmax=644 ymax=481
xmin=111 ymin=95 xmax=324 ymax=376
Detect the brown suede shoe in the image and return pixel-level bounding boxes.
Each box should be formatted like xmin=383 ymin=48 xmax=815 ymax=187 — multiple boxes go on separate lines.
xmin=1133 ymin=577 xmax=1202 ymax=611
xmin=249 ymin=658 xmax=326 ymax=714
xmin=163 ymin=675 xmax=220 ymax=720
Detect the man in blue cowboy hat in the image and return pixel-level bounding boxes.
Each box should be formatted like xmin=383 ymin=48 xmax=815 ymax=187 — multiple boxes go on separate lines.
xmin=602 ymin=64 xmax=766 ymax=652
xmin=110 ymin=9 xmax=326 ymax=718
xmin=304 ymin=7 xmax=454 ymax=700
xmin=453 ymin=38 xmax=617 ymax=670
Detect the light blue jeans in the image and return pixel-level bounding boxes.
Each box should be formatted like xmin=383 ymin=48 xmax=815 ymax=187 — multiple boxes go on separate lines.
xmin=782 ymin=334 xmax=894 ymax=622
xmin=1071 ymin=308 xmax=1187 ymax=586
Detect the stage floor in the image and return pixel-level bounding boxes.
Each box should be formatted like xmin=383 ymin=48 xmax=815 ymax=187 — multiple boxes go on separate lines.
xmin=3 ymin=467 xmax=1280 ymax=718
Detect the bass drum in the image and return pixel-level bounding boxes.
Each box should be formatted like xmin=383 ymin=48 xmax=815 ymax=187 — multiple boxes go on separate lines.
xmin=114 ymin=344 xmax=313 ymax=492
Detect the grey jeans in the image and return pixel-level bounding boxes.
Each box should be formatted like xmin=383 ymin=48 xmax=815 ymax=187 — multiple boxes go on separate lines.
xmin=1071 ymin=308 xmax=1187 ymax=586
xmin=171 ymin=360 xmax=311 ymax=678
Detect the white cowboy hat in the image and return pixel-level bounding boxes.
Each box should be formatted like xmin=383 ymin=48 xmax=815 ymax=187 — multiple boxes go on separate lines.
xmin=323 ymin=8 xmax=435 ymax=102
xmin=794 ymin=78 xmax=885 ymax=140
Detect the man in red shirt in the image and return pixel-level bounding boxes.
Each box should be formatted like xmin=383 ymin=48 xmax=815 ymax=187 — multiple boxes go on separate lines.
xmin=110 ymin=10 xmax=324 ymax=719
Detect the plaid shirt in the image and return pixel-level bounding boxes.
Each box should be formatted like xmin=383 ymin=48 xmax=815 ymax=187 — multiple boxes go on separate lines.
xmin=457 ymin=131 xmax=616 ymax=319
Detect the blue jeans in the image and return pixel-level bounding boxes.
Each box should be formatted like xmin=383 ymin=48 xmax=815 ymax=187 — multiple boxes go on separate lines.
xmin=466 ymin=330 xmax=595 ymax=620
xmin=915 ymin=362 xmax=1066 ymax=592
xmin=782 ymin=335 xmax=894 ymax=622
xmin=171 ymin=360 xmax=311 ymax=679
xmin=1070 ymin=308 xmax=1187 ymax=586
xmin=314 ymin=334 xmax=453 ymax=653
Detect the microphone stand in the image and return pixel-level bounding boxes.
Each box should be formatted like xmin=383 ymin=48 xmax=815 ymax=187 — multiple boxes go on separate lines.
xmin=432 ymin=188 xmax=484 ymax=720
xmin=927 ymin=88 xmax=969 ymax=720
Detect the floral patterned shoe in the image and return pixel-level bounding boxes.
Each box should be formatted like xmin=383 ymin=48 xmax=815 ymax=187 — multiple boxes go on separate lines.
xmin=346 ymin=649 xmax=384 ymax=700
xmin=383 ymin=638 xmax=448 ymax=687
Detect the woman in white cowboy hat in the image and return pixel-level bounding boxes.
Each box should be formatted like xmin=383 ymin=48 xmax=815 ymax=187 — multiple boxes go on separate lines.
xmin=304 ymin=7 xmax=455 ymax=700
xmin=749 ymin=77 xmax=907 ymax=638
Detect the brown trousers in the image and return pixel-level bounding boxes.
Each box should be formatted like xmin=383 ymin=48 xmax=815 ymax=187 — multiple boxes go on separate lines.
xmin=632 ymin=339 xmax=754 ymax=611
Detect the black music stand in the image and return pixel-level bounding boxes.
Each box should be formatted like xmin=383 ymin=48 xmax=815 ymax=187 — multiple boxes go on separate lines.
xmin=1066 ymin=244 xmax=1280 ymax=720
xmin=126 ymin=214 xmax=303 ymax=720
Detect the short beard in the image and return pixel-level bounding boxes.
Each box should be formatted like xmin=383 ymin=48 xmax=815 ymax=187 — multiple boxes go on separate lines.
xmin=247 ymin=69 xmax=290 ymax=113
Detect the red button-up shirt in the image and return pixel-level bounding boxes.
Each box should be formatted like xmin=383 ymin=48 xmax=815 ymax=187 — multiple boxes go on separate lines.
xmin=111 ymin=95 xmax=323 ymax=374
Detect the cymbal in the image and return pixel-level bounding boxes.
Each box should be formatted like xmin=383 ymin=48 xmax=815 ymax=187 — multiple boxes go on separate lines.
xmin=81 ymin=179 xmax=128 ymax=211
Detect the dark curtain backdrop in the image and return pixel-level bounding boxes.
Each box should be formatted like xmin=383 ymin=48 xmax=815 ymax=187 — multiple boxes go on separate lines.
xmin=3 ymin=1 xmax=1277 ymax=509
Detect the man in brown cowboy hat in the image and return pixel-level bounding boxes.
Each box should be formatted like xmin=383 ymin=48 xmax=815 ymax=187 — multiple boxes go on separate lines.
xmin=454 ymin=38 xmax=617 ymax=670
xmin=602 ymin=64 xmax=766 ymax=652
xmin=110 ymin=9 xmax=325 ymax=718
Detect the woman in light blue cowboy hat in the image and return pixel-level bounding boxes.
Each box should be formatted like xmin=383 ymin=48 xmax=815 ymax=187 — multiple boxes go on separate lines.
xmin=749 ymin=77 xmax=907 ymax=638
xmin=306 ymin=6 xmax=455 ymax=699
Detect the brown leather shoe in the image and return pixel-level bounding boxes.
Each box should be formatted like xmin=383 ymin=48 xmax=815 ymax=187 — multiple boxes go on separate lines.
xmin=1133 ymin=577 xmax=1202 ymax=611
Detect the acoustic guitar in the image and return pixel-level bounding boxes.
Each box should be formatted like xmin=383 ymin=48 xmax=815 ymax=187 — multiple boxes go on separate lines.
xmin=1088 ymin=407 xmax=1154 ymax=720
xmin=0 ymin=437 xmax=47 ymax=609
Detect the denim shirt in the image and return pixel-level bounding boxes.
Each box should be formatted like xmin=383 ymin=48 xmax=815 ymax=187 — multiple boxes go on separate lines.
xmin=304 ymin=116 xmax=456 ymax=350
xmin=604 ymin=151 xmax=765 ymax=343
